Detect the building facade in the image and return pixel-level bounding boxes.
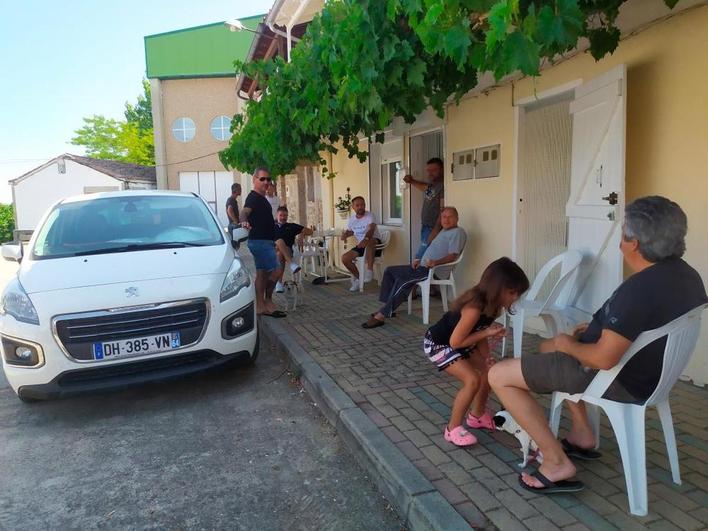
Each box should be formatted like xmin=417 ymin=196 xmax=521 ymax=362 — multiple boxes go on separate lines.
xmin=145 ymin=18 xmax=259 ymax=227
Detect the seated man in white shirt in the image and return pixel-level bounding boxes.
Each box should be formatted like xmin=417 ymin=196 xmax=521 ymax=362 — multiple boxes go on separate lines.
xmin=341 ymin=196 xmax=382 ymax=292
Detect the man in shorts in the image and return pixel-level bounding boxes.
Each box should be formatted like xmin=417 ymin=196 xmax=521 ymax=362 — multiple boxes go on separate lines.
xmin=273 ymin=206 xmax=314 ymax=293
xmin=489 ymin=196 xmax=707 ymax=494
xmin=340 ymin=196 xmax=382 ymax=292
xmin=239 ymin=167 xmax=285 ymax=318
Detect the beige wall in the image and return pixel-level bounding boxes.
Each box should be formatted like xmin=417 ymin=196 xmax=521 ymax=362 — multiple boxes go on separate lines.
xmin=158 ymin=77 xmax=245 ymax=190
xmin=328 ymin=142 xmax=411 ymax=269
xmin=443 ymin=4 xmax=708 ymax=384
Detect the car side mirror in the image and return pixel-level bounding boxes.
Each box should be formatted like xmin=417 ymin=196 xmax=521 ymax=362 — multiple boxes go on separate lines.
xmin=2 ymin=243 xmax=23 ymax=262
xmin=229 ymin=226 xmax=250 ymax=250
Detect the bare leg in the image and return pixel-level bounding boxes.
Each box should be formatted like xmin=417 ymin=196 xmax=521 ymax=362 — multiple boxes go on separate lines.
xmin=275 ymin=240 xmax=290 ymax=279
xmin=444 ymin=359 xmax=480 ymax=429
xmin=468 ymin=342 xmax=492 ymax=417
xmin=341 ymin=250 xmax=360 ymax=277
xmin=489 ymin=359 xmax=577 ymax=487
xmin=264 ymin=269 xmax=280 ymax=313
xmin=538 ymin=338 xmax=595 ymax=448
xmin=255 ymin=270 xmax=268 ymax=314
xmin=365 ymin=238 xmax=377 ymax=271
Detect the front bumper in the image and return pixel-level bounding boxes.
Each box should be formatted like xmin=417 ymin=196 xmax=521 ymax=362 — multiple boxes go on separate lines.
xmin=17 ymin=348 xmax=254 ymax=400
xmin=1 ymin=274 xmax=257 ymax=397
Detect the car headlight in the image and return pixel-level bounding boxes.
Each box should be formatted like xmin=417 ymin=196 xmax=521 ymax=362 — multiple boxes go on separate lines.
xmin=1 ymin=278 xmax=40 ymax=325
xmin=220 ymin=257 xmax=251 ymax=302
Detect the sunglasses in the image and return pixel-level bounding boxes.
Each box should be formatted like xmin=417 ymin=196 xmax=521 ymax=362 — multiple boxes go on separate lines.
xmin=258 ymin=177 xmax=272 ymax=182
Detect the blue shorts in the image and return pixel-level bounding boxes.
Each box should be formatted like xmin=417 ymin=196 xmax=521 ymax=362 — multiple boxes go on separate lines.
xmin=247 ymin=239 xmax=278 ymax=272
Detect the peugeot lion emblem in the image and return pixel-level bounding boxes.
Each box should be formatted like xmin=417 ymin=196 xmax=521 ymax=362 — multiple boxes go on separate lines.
xmin=125 ymin=287 xmax=139 ymax=298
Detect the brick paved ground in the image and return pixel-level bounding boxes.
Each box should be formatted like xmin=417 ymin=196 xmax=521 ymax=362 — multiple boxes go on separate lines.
xmin=275 ymin=278 xmax=708 ymax=530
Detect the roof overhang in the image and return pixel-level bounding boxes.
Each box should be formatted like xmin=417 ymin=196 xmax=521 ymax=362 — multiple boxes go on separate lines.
xmin=266 ymin=0 xmax=324 ymax=28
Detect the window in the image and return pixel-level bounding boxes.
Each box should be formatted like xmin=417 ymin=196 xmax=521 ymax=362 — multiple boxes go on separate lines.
xmin=382 ymin=160 xmax=402 ymax=224
xmin=171 ymin=117 xmax=196 ymax=143
xmin=32 ymin=195 xmax=224 ymax=260
xmin=210 ymin=115 xmax=232 ymax=142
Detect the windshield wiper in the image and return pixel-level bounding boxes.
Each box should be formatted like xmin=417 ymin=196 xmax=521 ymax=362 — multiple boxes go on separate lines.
xmin=72 ymin=241 xmax=208 ymax=256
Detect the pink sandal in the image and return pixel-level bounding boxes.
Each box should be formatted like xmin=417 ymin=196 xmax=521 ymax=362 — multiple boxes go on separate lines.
xmin=444 ymin=425 xmax=477 ymax=446
xmin=466 ymin=409 xmax=496 ymax=431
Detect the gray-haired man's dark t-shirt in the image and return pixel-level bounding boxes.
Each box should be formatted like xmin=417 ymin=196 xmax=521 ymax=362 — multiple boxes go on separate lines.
xmin=579 ymin=258 xmax=707 ymax=402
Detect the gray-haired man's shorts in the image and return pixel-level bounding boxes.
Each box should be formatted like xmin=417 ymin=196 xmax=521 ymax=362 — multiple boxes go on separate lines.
xmin=521 ymin=351 xmax=639 ymax=404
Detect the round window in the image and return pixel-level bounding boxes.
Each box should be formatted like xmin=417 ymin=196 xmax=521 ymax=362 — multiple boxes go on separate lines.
xmin=171 ymin=117 xmax=196 ymax=143
xmin=210 ymin=115 xmax=232 ymax=142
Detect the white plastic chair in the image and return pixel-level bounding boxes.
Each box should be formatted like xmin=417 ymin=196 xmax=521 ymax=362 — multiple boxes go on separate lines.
xmin=548 ymin=303 xmax=707 ymax=516
xmin=407 ymin=250 xmax=465 ymax=325
xmin=355 ymin=230 xmax=391 ymax=292
xmin=505 ymin=250 xmax=584 ymax=358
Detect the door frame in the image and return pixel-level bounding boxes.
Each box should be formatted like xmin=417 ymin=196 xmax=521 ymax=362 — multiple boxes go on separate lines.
xmin=512 ymin=79 xmax=583 ymax=261
xmin=407 ymin=126 xmax=444 ymax=261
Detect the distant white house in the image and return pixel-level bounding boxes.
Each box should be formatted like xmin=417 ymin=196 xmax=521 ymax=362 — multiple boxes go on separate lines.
xmin=9 ymin=154 xmax=156 ymax=233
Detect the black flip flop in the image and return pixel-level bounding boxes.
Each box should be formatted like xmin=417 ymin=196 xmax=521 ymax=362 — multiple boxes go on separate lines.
xmin=561 ymin=439 xmax=602 ymax=461
xmin=518 ymin=470 xmax=584 ymax=494
xmin=261 ymin=310 xmax=287 ymax=318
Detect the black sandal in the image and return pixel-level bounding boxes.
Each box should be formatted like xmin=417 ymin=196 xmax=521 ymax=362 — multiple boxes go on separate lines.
xmin=518 ymin=470 xmax=584 ymax=494
xmin=561 ymin=439 xmax=602 ymax=461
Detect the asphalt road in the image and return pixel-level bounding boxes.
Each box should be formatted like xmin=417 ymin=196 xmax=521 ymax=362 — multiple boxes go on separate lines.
xmin=0 ymin=271 xmax=402 ymax=530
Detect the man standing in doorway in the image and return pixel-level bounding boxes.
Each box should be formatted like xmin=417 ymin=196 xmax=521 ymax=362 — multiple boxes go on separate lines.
xmin=404 ymin=157 xmax=445 ymax=260
xmin=239 ymin=168 xmax=285 ymax=318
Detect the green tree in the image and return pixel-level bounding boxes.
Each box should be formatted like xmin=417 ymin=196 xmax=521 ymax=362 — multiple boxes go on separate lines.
xmin=0 ymin=204 xmax=15 ymax=243
xmin=220 ymin=0 xmax=678 ymax=177
xmin=71 ymin=80 xmax=154 ymax=165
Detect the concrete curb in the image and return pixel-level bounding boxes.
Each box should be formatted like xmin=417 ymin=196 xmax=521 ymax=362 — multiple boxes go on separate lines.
xmin=261 ymin=318 xmax=472 ymax=530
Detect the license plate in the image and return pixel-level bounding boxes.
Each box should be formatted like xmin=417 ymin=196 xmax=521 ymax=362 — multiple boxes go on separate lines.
xmin=92 ymin=332 xmax=181 ymax=360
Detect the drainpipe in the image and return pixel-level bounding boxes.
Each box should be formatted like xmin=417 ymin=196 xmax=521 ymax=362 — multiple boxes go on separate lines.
xmin=285 ymin=0 xmax=313 ymax=62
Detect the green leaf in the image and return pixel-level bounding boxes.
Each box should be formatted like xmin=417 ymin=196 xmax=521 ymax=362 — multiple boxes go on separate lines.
xmin=423 ymin=3 xmax=444 ymax=25
xmin=407 ymin=58 xmax=427 ymax=86
xmin=664 ymin=0 xmax=680 ymax=8
xmin=486 ymin=0 xmax=512 ymax=52
xmin=443 ymin=23 xmax=472 ymax=69
xmin=503 ymin=30 xmax=540 ymax=76
xmin=587 ymin=26 xmax=621 ymax=60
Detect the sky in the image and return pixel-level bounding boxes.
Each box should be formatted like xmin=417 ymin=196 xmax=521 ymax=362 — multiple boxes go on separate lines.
xmin=0 ymin=0 xmax=275 ymax=204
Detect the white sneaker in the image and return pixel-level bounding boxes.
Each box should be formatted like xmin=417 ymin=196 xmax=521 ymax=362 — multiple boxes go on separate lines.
xmin=349 ymin=279 xmax=360 ymax=292
xmin=289 ymin=262 xmax=302 ymax=274
xmin=363 ymin=270 xmax=374 ymax=283
xmin=275 ymin=281 xmax=285 ymax=293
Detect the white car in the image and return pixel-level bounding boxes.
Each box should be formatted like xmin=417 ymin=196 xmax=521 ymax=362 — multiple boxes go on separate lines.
xmin=0 ymin=191 xmax=257 ymax=402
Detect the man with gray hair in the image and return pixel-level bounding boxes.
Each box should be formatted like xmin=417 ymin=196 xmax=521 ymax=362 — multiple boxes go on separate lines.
xmin=489 ymin=196 xmax=706 ymax=495
xmin=362 ymin=206 xmax=465 ymax=329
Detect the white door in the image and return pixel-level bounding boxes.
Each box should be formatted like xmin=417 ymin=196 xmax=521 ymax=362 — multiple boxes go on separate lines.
xmin=566 ymin=64 xmax=626 ymax=315
xmin=408 ymin=130 xmax=443 ymax=260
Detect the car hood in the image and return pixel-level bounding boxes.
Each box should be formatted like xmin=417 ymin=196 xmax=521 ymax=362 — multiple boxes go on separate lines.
xmin=19 ymin=246 xmax=233 ymax=294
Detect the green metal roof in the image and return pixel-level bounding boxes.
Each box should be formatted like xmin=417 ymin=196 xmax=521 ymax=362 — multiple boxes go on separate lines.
xmin=144 ymin=15 xmax=263 ymax=79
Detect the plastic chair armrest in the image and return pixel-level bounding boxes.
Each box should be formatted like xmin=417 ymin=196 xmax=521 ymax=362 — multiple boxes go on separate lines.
xmin=582 ymin=323 xmax=686 ymax=399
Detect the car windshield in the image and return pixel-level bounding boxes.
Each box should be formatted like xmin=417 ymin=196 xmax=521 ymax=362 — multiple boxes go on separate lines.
xmin=32 ymin=195 xmax=224 ymax=259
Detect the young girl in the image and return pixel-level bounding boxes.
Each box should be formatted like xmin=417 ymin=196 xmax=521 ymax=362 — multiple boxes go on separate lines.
xmin=424 ymin=257 xmax=530 ymax=446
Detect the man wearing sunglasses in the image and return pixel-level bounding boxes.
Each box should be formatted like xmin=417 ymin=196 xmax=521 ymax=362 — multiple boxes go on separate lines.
xmin=240 ymin=167 xmax=285 ymax=318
